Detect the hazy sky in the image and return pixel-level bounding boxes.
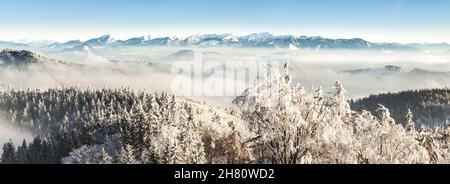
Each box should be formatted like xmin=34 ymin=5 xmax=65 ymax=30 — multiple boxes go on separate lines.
xmin=1 ymin=0 xmax=450 ymax=43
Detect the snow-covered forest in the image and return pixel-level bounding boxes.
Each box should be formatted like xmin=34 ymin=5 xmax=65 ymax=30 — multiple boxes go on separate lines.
xmin=1 ymin=64 xmax=449 ymax=164
xmin=2 ymin=0 xmax=450 ymax=168
xmin=351 ymin=89 xmax=450 ymax=127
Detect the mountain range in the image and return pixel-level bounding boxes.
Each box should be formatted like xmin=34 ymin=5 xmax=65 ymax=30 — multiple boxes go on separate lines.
xmin=3 ymin=33 xmax=447 ymax=51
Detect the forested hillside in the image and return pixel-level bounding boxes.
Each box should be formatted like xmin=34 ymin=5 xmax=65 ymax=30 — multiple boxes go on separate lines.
xmin=351 ymin=89 xmax=450 ymax=127
xmin=0 ymin=88 xmax=251 ymax=164
xmin=1 ymin=66 xmax=450 ymax=164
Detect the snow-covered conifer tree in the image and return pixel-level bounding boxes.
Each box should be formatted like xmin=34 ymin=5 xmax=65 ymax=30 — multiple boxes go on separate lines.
xmin=405 ymin=109 xmax=415 ymax=132
xmin=119 ymin=144 xmax=137 ymax=164
xmin=99 ymin=147 xmax=113 ymax=164
xmin=377 ymin=104 xmax=396 ymax=126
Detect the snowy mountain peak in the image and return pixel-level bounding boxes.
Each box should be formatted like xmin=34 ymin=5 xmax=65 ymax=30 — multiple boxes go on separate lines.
xmin=99 ymin=34 xmax=115 ymax=42
xmin=85 ymin=34 xmax=116 ymax=46
xmin=243 ymin=32 xmax=274 ymax=40
xmin=223 ymin=34 xmax=239 ymax=42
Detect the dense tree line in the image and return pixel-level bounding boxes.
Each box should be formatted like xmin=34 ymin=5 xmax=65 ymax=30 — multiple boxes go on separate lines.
xmin=350 ymin=88 xmax=450 ymax=127
xmin=1 ymin=137 xmax=63 ymax=164
xmin=0 ymin=88 xmax=251 ymax=164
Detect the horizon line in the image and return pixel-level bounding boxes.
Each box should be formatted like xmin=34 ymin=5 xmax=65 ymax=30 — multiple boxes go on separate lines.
xmin=4 ymin=32 xmax=450 ymax=45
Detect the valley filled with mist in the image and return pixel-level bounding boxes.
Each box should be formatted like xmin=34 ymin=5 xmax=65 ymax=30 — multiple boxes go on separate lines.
xmin=0 ymin=34 xmax=449 ymax=164
xmin=2 ymin=46 xmax=450 ymax=100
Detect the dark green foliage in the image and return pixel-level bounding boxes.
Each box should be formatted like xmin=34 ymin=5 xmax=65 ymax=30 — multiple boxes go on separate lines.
xmin=351 ymin=88 xmax=450 ymax=127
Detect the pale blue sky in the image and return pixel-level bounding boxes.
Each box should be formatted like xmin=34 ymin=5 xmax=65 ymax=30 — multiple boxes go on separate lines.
xmin=1 ymin=0 xmax=449 ymax=43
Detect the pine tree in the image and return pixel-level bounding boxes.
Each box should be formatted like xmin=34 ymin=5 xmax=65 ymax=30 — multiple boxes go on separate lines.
xmin=16 ymin=140 xmax=29 ymax=164
xmin=140 ymin=148 xmax=156 ymax=164
xmin=332 ymin=81 xmax=352 ymax=121
xmin=22 ymin=102 xmax=30 ymax=119
xmin=99 ymin=147 xmax=112 ymax=164
xmin=421 ymin=135 xmax=439 ymax=164
xmin=377 ymin=104 xmax=396 ymax=126
xmin=1 ymin=140 xmax=16 ymax=164
xmin=176 ymin=106 xmax=206 ymax=164
xmin=405 ymin=109 xmax=415 ymax=132
xmin=28 ymin=136 xmax=43 ymax=164
xmin=119 ymin=144 xmax=136 ymax=164
xmin=151 ymin=125 xmax=182 ymax=164
xmin=129 ymin=103 xmax=148 ymax=154
xmin=61 ymin=112 xmax=70 ymax=132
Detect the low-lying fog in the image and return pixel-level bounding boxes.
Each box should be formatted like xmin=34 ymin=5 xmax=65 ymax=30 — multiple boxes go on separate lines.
xmin=0 ymin=116 xmax=33 ymax=154
xmin=1 ymin=46 xmax=449 ymax=104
